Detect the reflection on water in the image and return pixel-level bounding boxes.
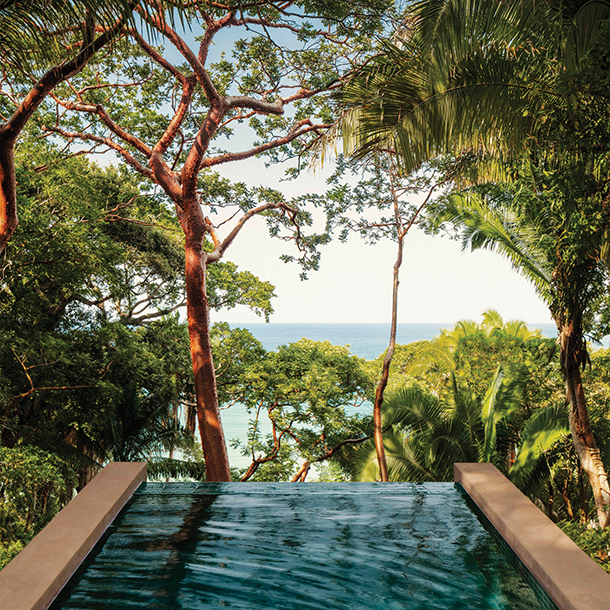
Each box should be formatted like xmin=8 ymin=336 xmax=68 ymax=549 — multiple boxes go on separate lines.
xmin=51 ymin=483 xmax=558 ymax=610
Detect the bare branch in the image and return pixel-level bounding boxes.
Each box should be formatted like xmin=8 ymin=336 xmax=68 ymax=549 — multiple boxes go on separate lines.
xmin=40 ymin=124 xmax=155 ymax=181
xmin=120 ymin=301 xmax=187 ymax=325
xmin=207 ymin=201 xmax=296 ymax=263
xmin=201 ymin=120 xmax=330 ymax=169
xmin=51 ymin=94 xmax=153 ymax=159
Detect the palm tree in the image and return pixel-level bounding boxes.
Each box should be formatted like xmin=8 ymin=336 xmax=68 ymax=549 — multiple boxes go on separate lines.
xmin=338 ymin=0 xmax=610 ymax=526
xmin=339 ymin=0 xmax=610 ymax=173
xmin=0 ymin=1 xmax=136 ymax=69
xmin=356 ymin=364 xmax=535 ymax=481
xmin=440 ymin=182 xmax=610 ymax=526
xmin=356 ymin=360 xmax=569 ymax=486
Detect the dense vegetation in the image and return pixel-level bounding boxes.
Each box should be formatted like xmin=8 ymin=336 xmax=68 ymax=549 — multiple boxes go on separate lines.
xmin=2 ymin=0 xmax=610 ymax=577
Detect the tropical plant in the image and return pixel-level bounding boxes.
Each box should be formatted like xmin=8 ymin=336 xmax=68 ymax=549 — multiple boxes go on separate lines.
xmin=0 ymin=445 xmax=75 ymax=568
xmin=336 ymin=0 xmax=610 ymax=525
xmin=438 ymin=173 xmax=610 ymax=526
xmin=355 ymin=365 xmax=523 ymax=481
xmin=338 ymin=0 xmax=610 ymax=173
xmin=356 ymin=313 xmax=570 ymax=487
xmin=0 ymin=0 xmax=177 ymax=70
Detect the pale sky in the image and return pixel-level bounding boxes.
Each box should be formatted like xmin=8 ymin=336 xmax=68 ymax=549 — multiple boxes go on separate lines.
xmin=210 ymin=158 xmax=554 ymax=327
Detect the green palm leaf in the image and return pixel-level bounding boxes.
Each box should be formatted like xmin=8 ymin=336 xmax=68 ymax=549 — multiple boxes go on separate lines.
xmin=509 ymin=404 xmax=569 ymax=487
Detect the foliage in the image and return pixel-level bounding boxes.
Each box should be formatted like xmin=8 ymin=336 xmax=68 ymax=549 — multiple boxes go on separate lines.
xmin=233 ymin=338 xmax=373 ymax=481
xmin=354 ymin=365 xmax=524 ymax=481
xmin=0 ymin=445 xmax=75 ymax=569
xmin=0 ymin=0 xmax=185 ymax=72
xmin=364 ymin=340 xmax=430 ymax=397
xmin=3 ymin=138 xmax=277 ymax=328
xmin=339 ymin=0 xmax=610 ymax=174
xmin=354 ymin=313 xmax=570 ymax=484
xmin=0 ymin=139 xmax=278 ymax=483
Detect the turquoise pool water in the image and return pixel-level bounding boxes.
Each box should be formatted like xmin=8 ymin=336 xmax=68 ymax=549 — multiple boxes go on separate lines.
xmin=51 ymin=483 xmax=559 ymax=610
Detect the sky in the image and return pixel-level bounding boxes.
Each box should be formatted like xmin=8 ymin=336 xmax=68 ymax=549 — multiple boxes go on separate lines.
xmin=210 ymin=157 xmax=554 ymax=327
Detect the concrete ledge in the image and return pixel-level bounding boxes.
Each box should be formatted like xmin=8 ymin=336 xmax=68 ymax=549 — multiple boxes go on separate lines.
xmin=0 ymin=461 xmax=147 ymax=610
xmin=455 ymin=462 xmax=610 ymax=610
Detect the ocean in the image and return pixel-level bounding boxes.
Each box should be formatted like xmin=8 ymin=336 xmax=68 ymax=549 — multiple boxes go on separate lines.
xmin=228 ymin=322 xmax=559 ymax=360
xmin=220 ymin=322 xmax=559 ymax=469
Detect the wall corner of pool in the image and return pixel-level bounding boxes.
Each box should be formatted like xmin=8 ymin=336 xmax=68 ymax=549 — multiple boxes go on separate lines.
xmin=454 ymin=462 xmax=610 ymax=610
xmin=0 ymin=461 xmax=147 ymax=610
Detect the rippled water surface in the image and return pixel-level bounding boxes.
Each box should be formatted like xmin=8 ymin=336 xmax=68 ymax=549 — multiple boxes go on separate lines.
xmin=52 ymin=483 xmax=558 ymax=610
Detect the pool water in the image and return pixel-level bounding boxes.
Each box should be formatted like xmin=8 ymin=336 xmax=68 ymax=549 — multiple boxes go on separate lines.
xmin=51 ymin=483 xmax=559 ymax=610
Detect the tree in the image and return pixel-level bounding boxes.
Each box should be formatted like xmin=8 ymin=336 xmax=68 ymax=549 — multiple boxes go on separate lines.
xmin=0 ymin=446 xmax=75 ymax=568
xmin=438 ymin=173 xmax=610 ymax=526
xmin=33 ymin=0 xmax=394 ymax=479
xmin=355 ymin=366 xmax=522 ymax=481
xmin=0 ymin=0 xmax=161 ymax=253
xmin=338 ymin=0 xmax=610 ymax=173
xmin=337 ymin=0 xmax=610 ymax=525
xmin=306 ymin=152 xmax=444 ymax=480
xmin=0 ymin=0 xmax=164 ymax=70
xmin=234 ymin=339 xmax=373 ymax=482
xmin=0 ymin=140 xmax=276 ymax=483
xmin=355 ymin=315 xmax=570 ymax=484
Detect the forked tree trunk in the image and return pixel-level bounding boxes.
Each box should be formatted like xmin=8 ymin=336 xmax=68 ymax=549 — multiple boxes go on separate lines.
xmin=559 ymin=322 xmax=610 ymax=527
xmin=183 ymin=214 xmax=231 ymax=481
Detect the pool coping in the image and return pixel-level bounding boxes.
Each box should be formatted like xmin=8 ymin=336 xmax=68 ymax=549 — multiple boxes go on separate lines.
xmin=0 ymin=461 xmax=147 ymax=610
xmin=455 ymin=462 xmax=610 ymax=610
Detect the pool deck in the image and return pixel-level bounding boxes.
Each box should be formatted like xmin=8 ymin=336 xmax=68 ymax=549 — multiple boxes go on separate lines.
xmin=455 ymin=462 xmax=610 ymax=610
xmin=1 ymin=462 xmax=609 ymax=610
xmin=0 ymin=461 xmax=146 ymax=610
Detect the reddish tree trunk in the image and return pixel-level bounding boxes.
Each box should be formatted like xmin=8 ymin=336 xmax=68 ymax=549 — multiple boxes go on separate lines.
xmin=560 ymin=322 xmax=610 ymax=528
xmin=183 ymin=211 xmax=231 ymax=481
xmin=0 ymin=140 xmax=18 ymax=253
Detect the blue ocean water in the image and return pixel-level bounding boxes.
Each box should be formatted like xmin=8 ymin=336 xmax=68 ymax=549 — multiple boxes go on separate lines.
xmin=229 ymin=322 xmax=559 ymax=360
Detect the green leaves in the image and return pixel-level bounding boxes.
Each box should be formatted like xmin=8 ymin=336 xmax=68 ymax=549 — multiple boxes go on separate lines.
xmin=509 ymin=404 xmax=569 ymax=487
xmin=0 ymin=445 xmax=75 ymax=567
xmin=340 ymin=0 xmax=610 ymax=175
xmin=232 ymin=338 xmax=372 ymax=481
xmin=354 ymin=312 xmax=564 ymax=482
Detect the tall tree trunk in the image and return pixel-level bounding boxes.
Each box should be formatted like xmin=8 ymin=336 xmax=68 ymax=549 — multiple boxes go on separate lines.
xmin=559 ymin=322 xmax=610 ymax=527
xmin=183 ymin=217 xmax=231 ymax=481
xmin=371 ymin=164 xmax=435 ymax=482
xmin=372 ymin=237 xmax=404 ymax=482
xmin=0 ymin=140 xmax=18 ymax=253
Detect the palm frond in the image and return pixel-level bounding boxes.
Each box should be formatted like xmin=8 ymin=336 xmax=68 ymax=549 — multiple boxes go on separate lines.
xmin=440 ymin=191 xmax=552 ymax=299
xmin=509 ymin=404 xmax=570 ymax=487
xmin=0 ymin=0 xmax=189 ymax=70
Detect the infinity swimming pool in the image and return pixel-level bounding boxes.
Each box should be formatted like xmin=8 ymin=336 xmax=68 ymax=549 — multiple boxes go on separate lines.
xmin=50 ymin=482 xmax=558 ymax=610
